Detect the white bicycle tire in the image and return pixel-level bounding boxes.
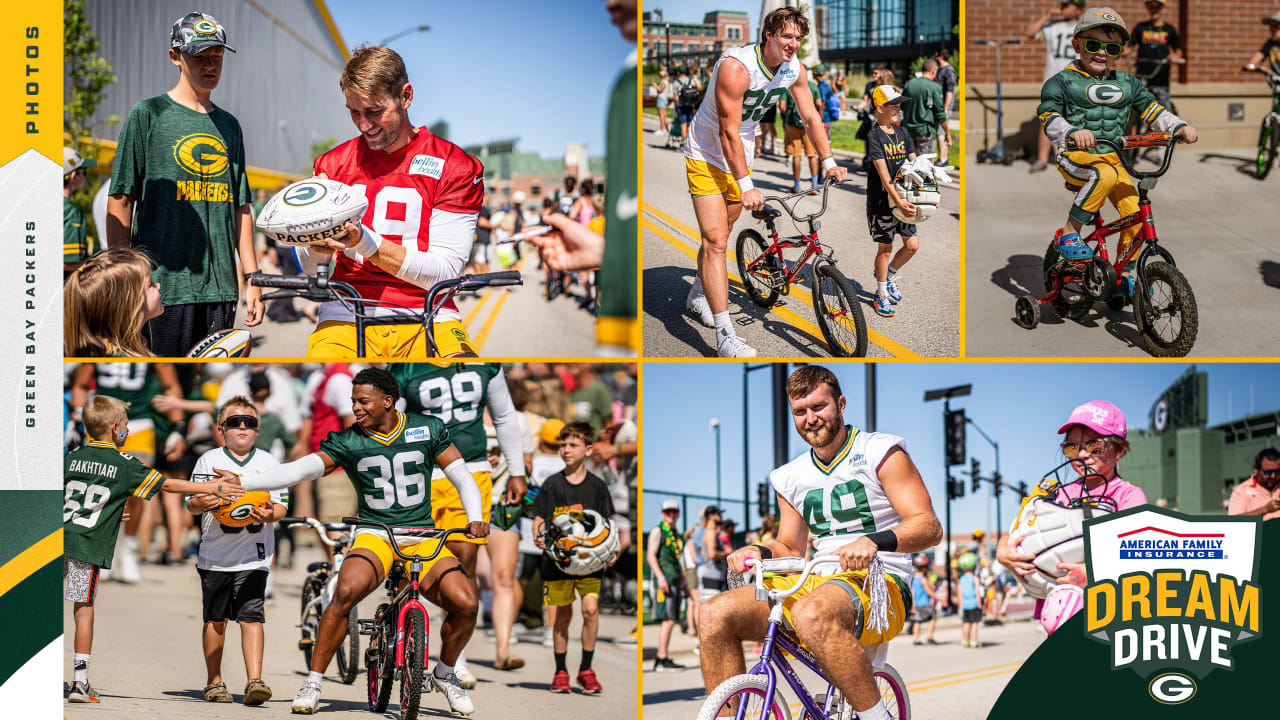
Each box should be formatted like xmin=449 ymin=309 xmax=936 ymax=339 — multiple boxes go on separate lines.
xmin=697 ymin=674 xmax=794 ymax=720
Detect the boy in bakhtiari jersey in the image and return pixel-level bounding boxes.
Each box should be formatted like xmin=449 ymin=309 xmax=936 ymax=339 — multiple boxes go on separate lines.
xmin=864 ymin=85 xmax=919 ymax=319
xmin=532 ymin=422 xmax=618 ymax=694
xmin=210 ymin=367 xmax=488 ymax=715
xmin=699 ymin=366 xmax=942 ymax=720
xmin=64 ymin=395 xmax=243 ymax=704
xmin=185 ymin=396 xmax=288 ymax=705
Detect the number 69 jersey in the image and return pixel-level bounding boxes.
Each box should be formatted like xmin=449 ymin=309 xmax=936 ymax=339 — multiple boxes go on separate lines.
xmin=64 ymin=441 xmax=165 ymax=568
xmin=768 ymin=426 xmax=911 ymax=582
xmin=685 ymin=43 xmax=801 ymax=173
xmin=319 ymin=410 xmax=452 ymax=528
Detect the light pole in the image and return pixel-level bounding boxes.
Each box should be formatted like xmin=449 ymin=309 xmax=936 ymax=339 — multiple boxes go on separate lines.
xmin=710 ymin=417 xmax=722 ymax=508
xmin=924 ymin=383 xmax=972 ymax=613
xmin=742 ymin=363 xmax=773 ymax=534
xmin=379 ymin=25 xmax=431 ymax=46
xmin=966 ymin=416 xmax=1003 ymax=550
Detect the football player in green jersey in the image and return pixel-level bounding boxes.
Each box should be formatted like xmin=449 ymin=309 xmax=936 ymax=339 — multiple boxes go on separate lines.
xmin=214 ymin=367 xmax=488 ymax=715
xmin=65 ymin=395 xmax=243 ymax=704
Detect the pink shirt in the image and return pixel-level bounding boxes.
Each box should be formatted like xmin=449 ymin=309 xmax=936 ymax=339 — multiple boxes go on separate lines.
xmin=1055 ymin=475 xmax=1147 ymax=511
xmin=1227 ymin=479 xmax=1280 ymax=520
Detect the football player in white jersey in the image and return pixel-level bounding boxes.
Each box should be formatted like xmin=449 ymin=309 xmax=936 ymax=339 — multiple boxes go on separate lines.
xmin=682 ymin=7 xmax=847 ymax=358
xmin=699 ymin=365 xmax=941 ymax=720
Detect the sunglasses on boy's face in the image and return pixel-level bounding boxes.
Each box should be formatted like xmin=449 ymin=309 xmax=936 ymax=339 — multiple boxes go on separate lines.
xmin=1080 ymin=38 xmax=1125 ymax=57
xmin=1060 ymin=437 xmax=1115 ymax=457
xmin=223 ymin=415 xmax=259 ymax=430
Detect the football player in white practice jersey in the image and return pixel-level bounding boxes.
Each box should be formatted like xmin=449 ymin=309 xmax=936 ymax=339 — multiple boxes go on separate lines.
xmin=699 ymin=365 xmax=941 ymax=720
xmin=683 ymin=7 xmax=847 ymax=357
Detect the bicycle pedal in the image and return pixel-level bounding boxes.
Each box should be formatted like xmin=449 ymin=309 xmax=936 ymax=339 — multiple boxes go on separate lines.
xmin=358 ymin=619 xmax=378 ymax=635
xmin=298 ymin=638 xmax=314 ymax=650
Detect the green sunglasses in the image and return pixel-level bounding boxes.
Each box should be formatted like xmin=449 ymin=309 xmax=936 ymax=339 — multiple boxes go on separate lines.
xmin=1080 ymin=38 xmax=1125 ymax=57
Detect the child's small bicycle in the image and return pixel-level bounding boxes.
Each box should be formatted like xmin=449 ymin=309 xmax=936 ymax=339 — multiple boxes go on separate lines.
xmin=1013 ymin=133 xmax=1198 ymax=357
xmin=1245 ymin=65 xmax=1280 ymax=179
xmin=736 ymin=181 xmax=869 ymax=357
xmin=697 ymin=554 xmax=910 ymax=720
xmin=342 ymin=518 xmax=465 ymax=720
xmin=279 ymin=517 xmax=361 ymax=685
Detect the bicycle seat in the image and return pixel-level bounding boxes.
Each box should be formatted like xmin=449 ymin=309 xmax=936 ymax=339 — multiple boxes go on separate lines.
xmin=307 ymin=561 xmax=332 ymax=574
xmin=752 ymin=207 xmax=782 ymax=221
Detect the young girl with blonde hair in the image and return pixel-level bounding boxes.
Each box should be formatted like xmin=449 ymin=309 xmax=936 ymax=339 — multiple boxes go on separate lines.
xmin=64 ymin=248 xmax=162 ymax=357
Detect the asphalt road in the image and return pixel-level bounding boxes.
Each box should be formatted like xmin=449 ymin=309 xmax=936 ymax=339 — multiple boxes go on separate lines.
xmin=235 ymin=253 xmax=599 ymax=359
xmin=965 ymin=146 xmax=1280 ymax=357
xmin=64 ymin=542 xmax=638 ymax=718
xmin=641 ymin=601 xmax=1040 ymax=720
xmin=641 ymin=116 xmax=960 ymax=359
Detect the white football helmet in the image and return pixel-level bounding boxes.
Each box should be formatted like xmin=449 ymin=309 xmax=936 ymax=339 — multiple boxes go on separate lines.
xmin=1006 ymin=480 xmax=1116 ymax=599
xmin=892 ymin=178 xmax=940 ymax=223
xmin=543 ymin=509 xmax=619 ymax=576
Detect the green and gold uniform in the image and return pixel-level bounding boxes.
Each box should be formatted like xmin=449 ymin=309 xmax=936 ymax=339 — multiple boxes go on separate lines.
xmin=597 ymin=50 xmax=638 ymax=354
xmin=93 ymin=363 xmax=170 ymax=459
xmin=64 ymin=441 xmax=165 ymax=568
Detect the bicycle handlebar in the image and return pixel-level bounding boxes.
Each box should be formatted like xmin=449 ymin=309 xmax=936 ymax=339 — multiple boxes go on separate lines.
xmin=1067 ymin=133 xmax=1180 ymax=179
xmin=1244 ymin=65 xmax=1280 ymax=88
xmin=743 ymin=554 xmax=848 ymax=600
xmin=340 ymin=516 xmax=466 ymax=563
xmin=760 ymin=179 xmax=840 ymax=225
xmin=279 ymin=517 xmax=351 ymax=548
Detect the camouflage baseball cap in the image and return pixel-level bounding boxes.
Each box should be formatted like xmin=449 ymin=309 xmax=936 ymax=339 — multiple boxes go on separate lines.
xmin=170 ymin=11 xmax=236 ymax=55
xmin=1073 ymin=7 xmax=1129 ymax=43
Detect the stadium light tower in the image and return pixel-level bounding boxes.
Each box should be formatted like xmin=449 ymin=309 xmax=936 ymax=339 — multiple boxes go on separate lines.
xmin=379 ymin=25 xmax=431 ymax=45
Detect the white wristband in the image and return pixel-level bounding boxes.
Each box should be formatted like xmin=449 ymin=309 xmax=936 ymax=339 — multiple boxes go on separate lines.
xmin=351 ymin=225 xmax=382 ymax=258
xmin=821 ymin=156 xmax=838 ymax=172
xmin=735 ymin=175 xmax=754 ymax=193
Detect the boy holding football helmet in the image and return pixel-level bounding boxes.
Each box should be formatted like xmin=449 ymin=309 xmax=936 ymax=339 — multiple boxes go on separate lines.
xmin=864 ymin=85 xmax=920 ymax=319
xmin=532 ymin=422 xmax=620 ymax=694
xmin=185 ymin=396 xmax=287 ymax=705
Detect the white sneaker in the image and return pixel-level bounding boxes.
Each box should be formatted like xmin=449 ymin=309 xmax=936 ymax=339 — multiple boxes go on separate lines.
xmin=454 ymin=663 xmax=477 ymax=690
xmin=685 ymin=286 xmax=715 ymax=327
xmin=119 ymin=536 xmax=141 ymax=584
xmin=432 ymin=671 xmax=475 ymax=715
xmin=717 ymin=332 xmax=758 ymax=358
xmin=541 ymin=626 xmax=554 ymax=648
xmin=291 ymin=680 xmax=322 ymax=714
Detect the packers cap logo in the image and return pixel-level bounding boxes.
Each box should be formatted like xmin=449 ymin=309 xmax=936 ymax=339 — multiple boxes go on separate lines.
xmin=283 ymin=182 xmax=328 ymax=206
xmin=1101 ymin=12 xmax=1118 ymax=21
xmin=194 ymin=19 xmax=218 ymax=35
xmin=172 ymin=133 xmax=229 ymax=177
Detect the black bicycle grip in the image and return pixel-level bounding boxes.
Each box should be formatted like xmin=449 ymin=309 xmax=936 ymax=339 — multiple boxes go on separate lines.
xmin=248 ymin=272 xmax=312 ymax=290
xmin=471 ymin=270 xmax=523 ymax=286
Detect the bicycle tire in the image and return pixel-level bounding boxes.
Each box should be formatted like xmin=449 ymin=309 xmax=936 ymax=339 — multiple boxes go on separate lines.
xmin=1258 ymin=118 xmax=1276 ymax=180
xmin=1136 ymin=261 xmax=1198 ymax=357
xmin=336 ymin=605 xmax=360 ymax=684
xmin=300 ymin=578 xmax=321 ymax=670
xmin=736 ymin=228 xmax=780 ymax=307
xmin=1042 ymin=242 xmax=1093 ymax=320
xmin=696 ymin=674 xmax=793 ymax=720
xmin=812 ymin=262 xmax=868 ymax=357
xmin=874 ymin=664 xmax=912 ymax=720
xmin=367 ymin=605 xmax=395 ymax=713
xmin=400 ymin=607 xmax=428 ymax=720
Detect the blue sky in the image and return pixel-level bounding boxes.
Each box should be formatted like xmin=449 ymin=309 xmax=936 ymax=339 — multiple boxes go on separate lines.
xmin=328 ymin=0 xmax=633 ymax=157
xmin=642 ymin=363 xmax=1280 ymax=538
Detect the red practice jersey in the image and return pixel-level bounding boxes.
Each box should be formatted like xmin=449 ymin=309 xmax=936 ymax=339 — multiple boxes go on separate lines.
xmin=314 ymin=128 xmax=484 ymax=313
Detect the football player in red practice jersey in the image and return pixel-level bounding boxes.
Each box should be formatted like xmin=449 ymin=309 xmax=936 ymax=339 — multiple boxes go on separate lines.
xmin=299 ymin=44 xmax=486 ymax=358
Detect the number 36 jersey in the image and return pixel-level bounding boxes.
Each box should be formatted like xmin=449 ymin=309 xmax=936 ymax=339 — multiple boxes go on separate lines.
xmin=685 ymin=43 xmax=801 ymax=172
xmin=319 ymin=411 xmax=451 ymax=528
xmin=64 ymin=441 xmax=165 ymax=568
xmin=769 ymin=426 xmax=911 ymax=581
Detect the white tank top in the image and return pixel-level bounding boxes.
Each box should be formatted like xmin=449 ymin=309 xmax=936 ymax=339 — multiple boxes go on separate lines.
xmin=769 ymin=427 xmax=911 ymax=582
xmin=684 ymin=43 xmax=801 ymax=173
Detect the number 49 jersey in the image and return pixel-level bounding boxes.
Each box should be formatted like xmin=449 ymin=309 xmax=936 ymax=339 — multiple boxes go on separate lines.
xmin=685 ymin=43 xmax=801 ymax=173
xmin=314 ymin=128 xmax=484 ymax=320
xmin=392 ymin=363 xmax=499 ymax=471
xmin=319 ymin=411 xmax=452 ymax=528
xmin=64 ymin=441 xmax=165 ymax=568
xmin=769 ymin=426 xmax=911 ymax=582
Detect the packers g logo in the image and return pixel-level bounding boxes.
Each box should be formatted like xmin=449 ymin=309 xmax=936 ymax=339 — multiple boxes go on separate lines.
xmin=1086 ymin=83 xmax=1125 ymax=105
xmin=194 ymin=19 xmax=218 ymax=35
xmin=227 ymin=504 xmax=256 ymax=522
xmin=1100 ymin=12 xmax=1119 ymax=22
xmin=173 ymin=133 xmax=229 ymax=177
xmin=282 ymin=181 xmax=328 ymax=207
xmin=1148 ymin=673 xmax=1196 ymax=705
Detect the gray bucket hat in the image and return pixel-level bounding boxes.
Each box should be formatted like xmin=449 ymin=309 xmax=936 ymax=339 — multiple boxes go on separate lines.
xmin=170 ymin=11 xmax=236 ymax=54
xmin=1073 ymin=7 xmax=1130 ymax=43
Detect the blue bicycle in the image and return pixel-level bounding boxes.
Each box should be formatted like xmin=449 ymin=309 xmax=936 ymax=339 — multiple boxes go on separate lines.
xmin=696 ymin=555 xmax=910 ymax=720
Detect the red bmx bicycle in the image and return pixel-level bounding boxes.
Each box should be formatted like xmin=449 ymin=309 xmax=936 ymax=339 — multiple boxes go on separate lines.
xmin=1013 ymin=133 xmax=1198 ymax=357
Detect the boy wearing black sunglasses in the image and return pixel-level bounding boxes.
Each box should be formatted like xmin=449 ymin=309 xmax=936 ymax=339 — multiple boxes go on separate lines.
xmin=1036 ymin=7 xmax=1197 ymax=279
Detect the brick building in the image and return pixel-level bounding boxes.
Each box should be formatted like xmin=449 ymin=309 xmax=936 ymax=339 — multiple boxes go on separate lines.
xmin=466 ymin=139 xmax=603 ymax=211
xmin=966 ymin=0 xmax=1279 ymax=150
xmin=641 ymin=9 xmax=749 ymax=68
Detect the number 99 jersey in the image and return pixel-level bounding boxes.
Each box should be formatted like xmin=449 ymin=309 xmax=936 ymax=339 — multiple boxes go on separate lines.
xmin=318 ymin=410 xmax=451 ymax=528
xmin=768 ymin=426 xmax=911 ymax=582
xmin=685 ymin=43 xmax=801 ymax=173
xmin=392 ymin=363 xmax=499 ymax=473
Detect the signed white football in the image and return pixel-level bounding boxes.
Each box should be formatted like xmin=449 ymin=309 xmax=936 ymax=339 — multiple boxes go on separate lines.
xmin=255 ymin=178 xmax=368 ymax=246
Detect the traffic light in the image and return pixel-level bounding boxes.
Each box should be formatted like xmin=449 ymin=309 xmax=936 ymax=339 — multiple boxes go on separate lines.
xmin=971 ymin=458 xmax=982 ymax=492
xmin=757 ymin=481 xmax=772 ymax=517
xmin=1018 ymin=481 xmax=1029 ymax=498
xmin=993 ymin=472 xmax=1002 ymax=496
xmin=945 ymin=410 xmax=966 ymax=466
xmin=948 ymin=476 xmax=965 ymax=500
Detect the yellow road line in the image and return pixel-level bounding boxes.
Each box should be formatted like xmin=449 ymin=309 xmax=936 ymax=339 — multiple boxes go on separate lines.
xmin=906 ymin=666 xmax=1019 ymax=693
xmin=0 ymin=529 xmax=61 ymax=601
xmin=775 ymin=661 xmax=1021 ymax=713
xmin=462 ymin=290 xmax=493 ymax=328
xmin=463 ymin=256 xmax=527 ymax=347
xmin=644 ymin=203 xmax=921 ymax=358
xmin=906 ymin=661 xmax=1025 ymax=686
xmin=471 ymin=289 xmax=511 ymax=352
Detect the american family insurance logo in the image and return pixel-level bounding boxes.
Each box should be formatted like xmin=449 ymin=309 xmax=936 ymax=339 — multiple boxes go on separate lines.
xmin=1083 ymin=508 xmax=1262 ymax=705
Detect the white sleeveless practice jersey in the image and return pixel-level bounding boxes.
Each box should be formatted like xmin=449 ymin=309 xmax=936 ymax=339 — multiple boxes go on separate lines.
xmin=684 ymin=43 xmax=802 ymax=173
xmin=769 ymin=427 xmax=911 ymax=582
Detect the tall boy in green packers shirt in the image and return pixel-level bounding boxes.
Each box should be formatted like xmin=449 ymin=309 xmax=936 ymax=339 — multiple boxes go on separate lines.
xmin=1038 ymin=7 xmax=1196 ymax=278
xmin=64 ymin=395 xmax=242 ymax=703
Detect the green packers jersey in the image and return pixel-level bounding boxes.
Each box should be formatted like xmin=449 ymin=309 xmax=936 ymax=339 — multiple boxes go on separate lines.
xmin=394 ymin=363 xmax=498 ymax=465
xmin=598 ymin=51 xmax=638 ymax=352
xmin=93 ymin=362 xmax=168 ymax=430
xmin=1037 ymin=66 xmax=1174 ymax=152
xmin=319 ymin=411 xmax=451 ymax=527
xmin=64 ymin=441 xmax=165 ymax=567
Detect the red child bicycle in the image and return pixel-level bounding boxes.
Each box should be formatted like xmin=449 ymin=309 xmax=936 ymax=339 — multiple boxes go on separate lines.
xmin=1013 ymin=133 xmax=1198 ymax=357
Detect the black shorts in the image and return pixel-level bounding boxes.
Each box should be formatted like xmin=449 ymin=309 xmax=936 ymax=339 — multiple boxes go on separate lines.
xmin=962 ymin=607 xmax=983 ymax=624
xmin=868 ymin=212 xmax=917 ymax=245
xmin=657 ymin=574 xmax=686 ymax=622
xmin=516 ymin=551 xmax=542 ymax=582
xmin=911 ymin=605 xmax=935 ymax=623
xmin=146 ymin=301 xmax=238 ymax=358
xmin=199 ymin=568 xmax=268 ymax=623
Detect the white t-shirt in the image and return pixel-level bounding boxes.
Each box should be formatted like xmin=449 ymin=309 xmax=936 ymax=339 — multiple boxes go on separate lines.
xmin=1040 ymin=20 xmax=1078 ymax=80
xmin=192 ymin=447 xmax=288 ymax=572
xmin=684 ymin=43 xmax=801 ymax=172
xmin=769 ymin=427 xmax=911 ymax=582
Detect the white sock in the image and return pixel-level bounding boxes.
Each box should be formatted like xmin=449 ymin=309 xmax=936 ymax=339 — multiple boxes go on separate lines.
xmin=434 ymin=662 xmax=455 ymax=679
xmin=307 ymin=670 xmax=324 ymax=688
xmin=74 ymin=653 xmax=90 ymax=684
xmin=887 ymin=265 xmax=899 ymax=279
xmin=713 ymin=311 xmax=733 ymax=335
xmin=855 ymin=700 xmax=891 ymax=720
xmin=877 ymin=281 xmax=888 ymax=296
xmin=455 ymin=650 xmax=468 ymax=670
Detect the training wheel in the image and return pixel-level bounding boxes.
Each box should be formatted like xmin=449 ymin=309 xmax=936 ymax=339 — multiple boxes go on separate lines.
xmin=1015 ymin=295 xmax=1040 ymax=329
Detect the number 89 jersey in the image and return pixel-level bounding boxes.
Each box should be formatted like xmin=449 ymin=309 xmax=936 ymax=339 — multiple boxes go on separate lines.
xmin=319 ymin=411 xmax=451 ymax=527
xmin=685 ymin=43 xmax=801 ymax=173
xmin=392 ymin=363 xmax=498 ymax=473
xmin=768 ymin=426 xmax=911 ymax=582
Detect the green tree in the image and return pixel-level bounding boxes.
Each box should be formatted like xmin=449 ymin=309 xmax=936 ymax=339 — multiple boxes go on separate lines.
xmin=310 ymin=136 xmax=338 ymax=165
xmin=64 ymin=0 xmax=118 ymax=239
